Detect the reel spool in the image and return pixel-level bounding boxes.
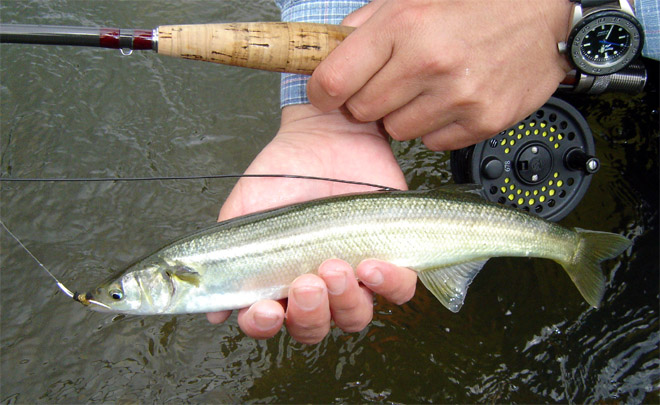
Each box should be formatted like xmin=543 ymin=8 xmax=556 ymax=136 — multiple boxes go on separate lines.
xmin=450 ymin=97 xmax=599 ymax=222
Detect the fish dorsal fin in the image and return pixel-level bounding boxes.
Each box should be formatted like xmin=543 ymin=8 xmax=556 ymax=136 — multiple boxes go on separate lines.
xmin=438 ymin=183 xmax=483 ymax=195
xmin=429 ymin=184 xmax=486 ymax=203
xmin=166 ymin=265 xmax=201 ymax=287
xmin=418 ymin=259 xmax=489 ymax=312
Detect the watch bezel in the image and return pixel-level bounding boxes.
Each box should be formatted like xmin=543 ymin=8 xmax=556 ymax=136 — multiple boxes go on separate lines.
xmin=567 ymin=9 xmax=644 ymax=76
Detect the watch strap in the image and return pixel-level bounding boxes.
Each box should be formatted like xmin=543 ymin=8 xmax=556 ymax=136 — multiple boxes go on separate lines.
xmin=579 ymin=0 xmax=615 ymax=7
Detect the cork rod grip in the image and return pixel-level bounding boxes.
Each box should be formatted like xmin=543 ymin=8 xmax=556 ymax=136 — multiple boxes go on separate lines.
xmin=156 ymin=22 xmax=354 ymax=75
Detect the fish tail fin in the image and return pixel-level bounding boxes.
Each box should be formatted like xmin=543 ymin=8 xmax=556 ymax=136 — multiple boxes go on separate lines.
xmin=561 ymin=228 xmax=632 ymax=308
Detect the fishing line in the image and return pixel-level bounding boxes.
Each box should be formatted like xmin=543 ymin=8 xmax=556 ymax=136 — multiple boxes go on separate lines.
xmin=0 ymin=174 xmax=395 ymax=307
xmin=0 ymin=172 xmax=396 ymax=306
xmin=0 ymin=219 xmax=74 ymax=298
xmin=0 ymin=219 xmax=111 ymax=308
xmin=0 ymin=173 xmax=399 ymax=191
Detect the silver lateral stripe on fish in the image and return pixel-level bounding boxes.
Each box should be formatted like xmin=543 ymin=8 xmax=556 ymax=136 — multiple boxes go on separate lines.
xmin=83 ymin=187 xmax=632 ymax=315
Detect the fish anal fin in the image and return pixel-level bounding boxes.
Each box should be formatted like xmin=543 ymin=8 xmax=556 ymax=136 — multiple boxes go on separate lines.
xmin=418 ymin=259 xmax=488 ymax=313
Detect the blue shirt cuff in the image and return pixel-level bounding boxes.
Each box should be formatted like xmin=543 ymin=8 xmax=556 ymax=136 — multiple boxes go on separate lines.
xmin=276 ymin=0 xmax=370 ymax=108
xmin=636 ymin=0 xmax=660 ymax=60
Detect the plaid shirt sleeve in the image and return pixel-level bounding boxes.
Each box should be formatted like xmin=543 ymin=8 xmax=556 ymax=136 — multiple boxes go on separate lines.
xmin=636 ymin=0 xmax=660 ymax=60
xmin=275 ymin=0 xmax=370 ymax=108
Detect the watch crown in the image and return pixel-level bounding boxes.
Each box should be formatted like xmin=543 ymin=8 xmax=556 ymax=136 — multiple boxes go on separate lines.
xmin=557 ymin=41 xmax=568 ymax=54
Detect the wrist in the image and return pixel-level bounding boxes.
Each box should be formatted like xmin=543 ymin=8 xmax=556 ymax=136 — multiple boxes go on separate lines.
xmin=281 ymin=104 xmax=327 ymax=124
xmin=280 ymin=104 xmax=389 ymax=141
xmin=545 ymin=0 xmax=575 ymax=45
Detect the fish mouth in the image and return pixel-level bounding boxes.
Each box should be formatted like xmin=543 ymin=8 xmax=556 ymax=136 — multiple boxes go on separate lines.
xmin=73 ymin=291 xmax=111 ymax=311
xmin=87 ymin=300 xmax=112 ymax=311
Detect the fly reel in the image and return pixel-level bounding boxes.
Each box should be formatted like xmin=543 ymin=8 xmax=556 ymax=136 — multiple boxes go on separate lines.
xmin=451 ymin=97 xmax=599 ymax=222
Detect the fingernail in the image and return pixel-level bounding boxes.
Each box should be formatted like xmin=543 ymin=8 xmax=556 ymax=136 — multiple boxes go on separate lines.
xmin=361 ymin=266 xmax=384 ymax=287
xmin=291 ymin=286 xmax=324 ymax=311
xmin=324 ymin=269 xmax=347 ymax=295
xmin=253 ymin=310 xmax=281 ymax=331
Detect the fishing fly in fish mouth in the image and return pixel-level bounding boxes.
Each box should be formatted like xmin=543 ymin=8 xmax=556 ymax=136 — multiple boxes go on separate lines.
xmin=1 ymin=184 xmax=631 ymax=316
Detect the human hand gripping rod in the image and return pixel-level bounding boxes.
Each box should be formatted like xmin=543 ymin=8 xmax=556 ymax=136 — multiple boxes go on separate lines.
xmin=0 ymin=22 xmax=354 ymax=75
xmin=0 ymin=22 xmax=646 ymax=92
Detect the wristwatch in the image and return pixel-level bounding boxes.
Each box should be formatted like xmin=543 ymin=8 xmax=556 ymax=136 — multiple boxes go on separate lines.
xmin=559 ymin=0 xmax=644 ymax=76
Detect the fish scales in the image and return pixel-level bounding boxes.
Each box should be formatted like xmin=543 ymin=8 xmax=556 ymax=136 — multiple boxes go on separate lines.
xmin=169 ymin=193 xmax=561 ymax=283
xmin=84 ymin=189 xmax=631 ymax=314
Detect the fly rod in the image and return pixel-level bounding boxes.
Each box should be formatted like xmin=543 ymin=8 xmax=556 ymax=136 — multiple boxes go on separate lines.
xmin=0 ymin=22 xmax=354 ymax=75
xmin=0 ymin=22 xmax=646 ymax=92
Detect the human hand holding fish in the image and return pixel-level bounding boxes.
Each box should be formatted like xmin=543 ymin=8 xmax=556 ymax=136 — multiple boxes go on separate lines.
xmin=206 ymin=104 xmax=416 ymax=344
xmin=194 ymin=104 xmax=630 ymax=344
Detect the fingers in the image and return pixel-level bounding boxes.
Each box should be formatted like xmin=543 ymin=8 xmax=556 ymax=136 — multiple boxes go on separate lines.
xmin=318 ymin=259 xmax=373 ymax=333
xmin=285 ymin=260 xmax=417 ymax=343
xmin=236 ymin=300 xmax=286 ymax=339
xmin=343 ymin=61 xmax=424 ymax=123
xmin=380 ymin=86 xmax=520 ymax=150
xmin=356 ymin=259 xmax=417 ymax=305
xmin=381 ymin=92 xmax=455 ymax=143
xmin=244 ymin=260 xmax=417 ymax=344
xmin=285 ymin=274 xmax=331 ymax=344
xmin=212 ymin=260 xmax=417 ymax=344
xmin=413 ymin=98 xmax=542 ymax=151
xmin=307 ymin=17 xmax=392 ymax=112
xmin=420 ymin=122 xmax=484 ymax=151
xmin=206 ymin=310 xmax=232 ymax=325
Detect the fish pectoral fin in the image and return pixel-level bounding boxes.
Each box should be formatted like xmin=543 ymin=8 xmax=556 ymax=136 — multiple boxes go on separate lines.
xmin=166 ymin=266 xmax=201 ymax=287
xmin=418 ymin=259 xmax=488 ymax=313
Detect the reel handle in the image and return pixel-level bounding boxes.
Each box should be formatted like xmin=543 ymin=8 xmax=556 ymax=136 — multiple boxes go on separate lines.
xmin=157 ymin=22 xmax=355 ymax=75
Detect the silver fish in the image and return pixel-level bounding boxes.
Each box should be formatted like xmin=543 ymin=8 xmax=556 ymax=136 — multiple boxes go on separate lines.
xmin=79 ymin=188 xmax=632 ymax=314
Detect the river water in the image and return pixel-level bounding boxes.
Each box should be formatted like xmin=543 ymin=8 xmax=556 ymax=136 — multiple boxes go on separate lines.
xmin=1 ymin=0 xmax=658 ymax=403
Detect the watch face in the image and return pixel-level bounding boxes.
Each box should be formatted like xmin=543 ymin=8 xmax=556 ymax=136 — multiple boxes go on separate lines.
xmin=581 ymin=24 xmax=631 ymax=63
xmin=570 ymin=11 xmax=643 ymax=75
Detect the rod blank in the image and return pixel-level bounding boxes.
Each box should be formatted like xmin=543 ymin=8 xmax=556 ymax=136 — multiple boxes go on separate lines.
xmin=0 ymin=24 xmax=154 ymax=50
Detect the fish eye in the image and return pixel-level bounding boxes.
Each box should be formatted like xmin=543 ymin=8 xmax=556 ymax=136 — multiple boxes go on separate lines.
xmin=109 ymin=289 xmax=124 ymax=300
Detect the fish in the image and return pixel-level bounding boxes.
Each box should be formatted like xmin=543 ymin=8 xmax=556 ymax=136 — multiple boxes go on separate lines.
xmin=79 ymin=187 xmax=632 ymax=315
